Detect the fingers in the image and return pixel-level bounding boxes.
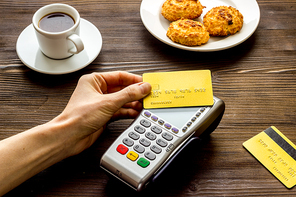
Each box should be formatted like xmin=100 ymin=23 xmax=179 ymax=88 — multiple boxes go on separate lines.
xmin=122 ymin=100 xmax=143 ymax=112
xmin=111 ymin=108 xmax=142 ymax=122
xmin=110 ymin=101 xmax=143 ymax=122
xmin=76 ymin=71 xmax=151 ymax=118
xmin=96 ymin=71 xmax=143 ymax=87
xmin=83 ymin=71 xmax=144 ymax=94
xmin=111 ymin=82 xmax=151 ymax=107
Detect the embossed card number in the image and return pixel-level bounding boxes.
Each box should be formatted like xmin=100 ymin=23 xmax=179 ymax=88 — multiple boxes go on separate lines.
xmin=143 ymin=70 xmax=214 ymax=109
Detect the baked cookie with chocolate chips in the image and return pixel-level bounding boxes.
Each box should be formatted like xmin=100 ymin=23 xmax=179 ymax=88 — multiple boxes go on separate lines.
xmin=203 ymin=6 xmax=243 ymax=36
xmin=161 ymin=0 xmax=205 ymax=21
xmin=166 ymin=19 xmax=210 ymax=46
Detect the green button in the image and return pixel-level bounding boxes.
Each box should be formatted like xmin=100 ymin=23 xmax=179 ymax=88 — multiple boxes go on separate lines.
xmin=137 ymin=158 xmax=150 ymax=168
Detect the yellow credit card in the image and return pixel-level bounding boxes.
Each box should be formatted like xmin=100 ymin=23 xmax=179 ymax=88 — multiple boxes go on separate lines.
xmin=243 ymin=126 xmax=296 ymax=188
xmin=143 ymin=70 xmax=214 ymax=109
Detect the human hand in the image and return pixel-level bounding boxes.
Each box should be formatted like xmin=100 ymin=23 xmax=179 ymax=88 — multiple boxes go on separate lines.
xmin=0 ymin=71 xmax=151 ymax=196
xmin=53 ymin=71 xmax=151 ymax=157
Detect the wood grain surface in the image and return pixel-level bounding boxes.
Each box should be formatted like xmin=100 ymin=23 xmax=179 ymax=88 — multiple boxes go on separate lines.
xmin=1 ymin=0 xmax=296 ymax=196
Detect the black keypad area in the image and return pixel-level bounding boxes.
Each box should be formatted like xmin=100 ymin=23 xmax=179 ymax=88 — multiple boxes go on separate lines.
xmin=121 ymin=119 xmax=174 ymax=163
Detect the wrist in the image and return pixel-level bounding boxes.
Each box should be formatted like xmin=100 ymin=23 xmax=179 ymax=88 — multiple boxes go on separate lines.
xmin=20 ymin=119 xmax=72 ymax=171
xmin=44 ymin=114 xmax=80 ymax=159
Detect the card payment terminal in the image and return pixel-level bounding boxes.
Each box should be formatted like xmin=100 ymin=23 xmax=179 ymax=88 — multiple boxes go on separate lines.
xmin=100 ymin=96 xmax=225 ymax=191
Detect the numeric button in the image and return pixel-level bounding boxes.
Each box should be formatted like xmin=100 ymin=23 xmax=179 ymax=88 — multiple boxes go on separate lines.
xmin=123 ymin=138 xmax=134 ymax=147
xmin=157 ymin=139 xmax=168 ymax=147
xmin=140 ymin=119 xmax=151 ymax=128
xmin=145 ymin=151 xmax=156 ymax=160
xmin=129 ymin=131 xmax=140 ymax=140
xmin=162 ymin=132 xmax=173 ymax=141
xmin=134 ymin=144 xmax=145 ymax=153
xmin=151 ymin=145 xmax=162 ymax=154
xmin=140 ymin=138 xmax=151 ymax=147
xmin=151 ymin=125 xmax=162 ymax=134
xmin=145 ymin=132 xmax=156 ymax=140
xmin=134 ymin=125 xmax=145 ymax=134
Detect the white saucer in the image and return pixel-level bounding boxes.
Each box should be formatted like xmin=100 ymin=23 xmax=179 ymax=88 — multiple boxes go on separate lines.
xmin=16 ymin=18 xmax=102 ymax=74
xmin=140 ymin=0 xmax=260 ymax=52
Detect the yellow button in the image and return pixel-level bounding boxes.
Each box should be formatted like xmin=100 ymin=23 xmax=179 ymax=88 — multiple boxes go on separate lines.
xmin=127 ymin=151 xmax=139 ymax=161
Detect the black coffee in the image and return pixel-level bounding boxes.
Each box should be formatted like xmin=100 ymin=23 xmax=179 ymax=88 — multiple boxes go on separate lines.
xmin=39 ymin=12 xmax=75 ymax=32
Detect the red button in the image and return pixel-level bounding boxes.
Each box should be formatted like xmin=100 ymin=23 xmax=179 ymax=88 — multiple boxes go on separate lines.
xmin=117 ymin=144 xmax=128 ymax=155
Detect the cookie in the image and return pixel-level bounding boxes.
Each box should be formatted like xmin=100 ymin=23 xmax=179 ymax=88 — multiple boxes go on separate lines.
xmin=161 ymin=0 xmax=205 ymax=21
xmin=203 ymin=6 xmax=243 ymax=36
xmin=166 ymin=19 xmax=210 ymax=46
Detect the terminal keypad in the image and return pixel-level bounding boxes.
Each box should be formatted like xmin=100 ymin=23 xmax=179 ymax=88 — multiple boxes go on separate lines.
xmin=116 ymin=115 xmax=176 ymax=168
xmin=116 ymin=107 xmax=208 ymax=168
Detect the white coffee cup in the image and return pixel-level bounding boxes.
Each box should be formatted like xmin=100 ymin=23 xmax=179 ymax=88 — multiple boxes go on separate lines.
xmin=32 ymin=3 xmax=84 ymax=59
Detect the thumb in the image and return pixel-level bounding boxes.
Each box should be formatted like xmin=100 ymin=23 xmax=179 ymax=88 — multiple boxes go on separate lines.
xmin=112 ymin=82 xmax=151 ymax=106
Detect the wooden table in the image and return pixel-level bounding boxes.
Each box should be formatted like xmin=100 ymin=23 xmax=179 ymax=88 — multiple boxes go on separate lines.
xmin=1 ymin=0 xmax=296 ymax=196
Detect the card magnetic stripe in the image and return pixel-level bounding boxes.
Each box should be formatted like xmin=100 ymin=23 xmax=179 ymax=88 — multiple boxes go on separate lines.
xmin=264 ymin=127 xmax=296 ymax=161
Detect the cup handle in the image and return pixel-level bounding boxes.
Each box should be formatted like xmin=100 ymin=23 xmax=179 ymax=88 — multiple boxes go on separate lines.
xmin=67 ymin=34 xmax=84 ymax=54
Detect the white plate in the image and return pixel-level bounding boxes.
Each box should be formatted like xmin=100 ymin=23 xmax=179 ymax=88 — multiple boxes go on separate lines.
xmin=140 ymin=0 xmax=260 ymax=52
xmin=16 ymin=18 xmax=102 ymax=74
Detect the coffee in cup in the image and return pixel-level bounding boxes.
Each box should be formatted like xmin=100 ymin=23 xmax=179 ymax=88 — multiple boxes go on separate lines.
xmin=39 ymin=12 xmax=75 ymax=33
xmin=32 ymin=4 xmax=84 ymax=59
